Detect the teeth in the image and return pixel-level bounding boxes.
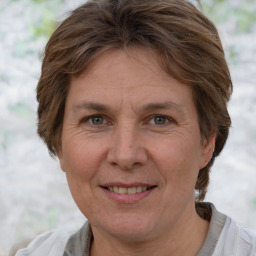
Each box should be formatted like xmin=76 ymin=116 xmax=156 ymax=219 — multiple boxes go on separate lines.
xmin=127 ymin=187 xmax=136 ymax=194
xmin=119 ymin=187 xmax=127 ymax=194
xmin=136 ymin=186 xmax=143 ymax=193
xmin=108 ymin=186 xmax=149 ymax=194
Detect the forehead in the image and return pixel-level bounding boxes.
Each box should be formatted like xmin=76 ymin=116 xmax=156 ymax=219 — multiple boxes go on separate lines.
xmin=76 ymin=48 xmax=170 ymax=87
xmin=68 ymin=48 xmax=195 ymax=114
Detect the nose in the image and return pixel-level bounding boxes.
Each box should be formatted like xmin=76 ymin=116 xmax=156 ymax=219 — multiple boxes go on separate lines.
xmin=106 ymin=124 xmax=148 ymax=170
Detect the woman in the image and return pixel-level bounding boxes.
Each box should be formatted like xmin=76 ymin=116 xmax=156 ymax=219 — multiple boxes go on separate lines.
xmin=15 ymin=0 xmax=256 ymax=255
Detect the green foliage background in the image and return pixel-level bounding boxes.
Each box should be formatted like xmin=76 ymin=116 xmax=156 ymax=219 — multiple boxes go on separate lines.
xmin=0 ymin=0 xmax=255 ymax=254
xmin=201 ymin=0 xmax=256 ymax=33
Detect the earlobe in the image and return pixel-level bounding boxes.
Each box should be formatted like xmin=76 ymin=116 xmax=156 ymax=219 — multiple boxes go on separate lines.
xmin=200 ymin=133 xmax=216 ymax=169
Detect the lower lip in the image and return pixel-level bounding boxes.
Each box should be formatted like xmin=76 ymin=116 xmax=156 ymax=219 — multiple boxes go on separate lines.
xmin=102 ymin=188 xmax=156 ymax=204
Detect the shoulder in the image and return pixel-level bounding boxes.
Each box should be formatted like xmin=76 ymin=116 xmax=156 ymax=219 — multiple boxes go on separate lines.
xmin=14 ymin=229 xmax=71 ymax=256
xmin=14 ymin=222 xmax=91 ymax=256
xmin=214 ymin=214 xmax=256 ymax=255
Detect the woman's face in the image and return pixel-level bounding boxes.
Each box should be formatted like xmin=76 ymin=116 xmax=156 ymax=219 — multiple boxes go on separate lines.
xmin=59 ymin=48 xmax=214 ymax=242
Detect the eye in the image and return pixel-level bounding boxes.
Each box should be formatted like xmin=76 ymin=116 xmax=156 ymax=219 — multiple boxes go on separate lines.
xmin=148 ymin=115 xmax=172 ymax=125
xmin=87 ymin=115 xmax=107 ymax=125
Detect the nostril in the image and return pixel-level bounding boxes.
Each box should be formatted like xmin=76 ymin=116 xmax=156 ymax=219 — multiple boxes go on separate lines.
xmin=107 ymin=149 xmax=148 ymax=169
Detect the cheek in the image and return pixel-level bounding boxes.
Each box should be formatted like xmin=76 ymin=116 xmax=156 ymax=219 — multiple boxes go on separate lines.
xmin=64 ymin=135 xmax=99 ymax=166
xmin=61 ymin=139 xmax=104 ymax=216
xmin=61 ymin=137 xmax=105 ymax=188
xmin=150 ymin=135 xmax=201 ymax=186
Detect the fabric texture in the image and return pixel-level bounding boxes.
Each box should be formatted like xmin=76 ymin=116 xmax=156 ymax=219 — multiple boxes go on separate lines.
xmin=63 ymin=222 xmax=92 ymax=256
xmin=14 ymin=203 xmax=256 ymax=256
xmin=13 ymin=229 xmax=70 ymax=256
xmin=197 ymin=203 xmax=227 ymax=255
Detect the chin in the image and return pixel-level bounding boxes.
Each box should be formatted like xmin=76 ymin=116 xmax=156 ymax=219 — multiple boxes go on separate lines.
xmin=93 ymin=212 xmax=156 ymax=241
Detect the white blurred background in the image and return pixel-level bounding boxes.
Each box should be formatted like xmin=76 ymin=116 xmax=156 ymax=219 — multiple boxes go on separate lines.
xmin=0 ymin=0 xmax=256 ymax=255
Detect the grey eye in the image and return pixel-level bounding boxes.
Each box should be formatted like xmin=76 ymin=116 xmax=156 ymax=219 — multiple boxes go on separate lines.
xmin=89 ymin=116 xmax=105 ymax=125
xmin=148 ymin=115 xmax=170 ymax=125
xmin=154 ymin=116 xmax=167 ymax=125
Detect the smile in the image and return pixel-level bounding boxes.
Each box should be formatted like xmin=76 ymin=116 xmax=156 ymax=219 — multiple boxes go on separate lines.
xmin=100 ymin=184 xmax=157 ymax=204
xmin=104 ymin=186 xmax=155 ymax=194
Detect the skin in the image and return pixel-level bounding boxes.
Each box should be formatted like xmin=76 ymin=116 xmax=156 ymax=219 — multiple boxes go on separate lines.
xmin=58 ymin=48 xmax=215 ymax=256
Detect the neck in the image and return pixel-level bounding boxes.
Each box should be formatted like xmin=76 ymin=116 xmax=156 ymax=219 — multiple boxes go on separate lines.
xmin=90 ymin=204 xmax=209 ymax=256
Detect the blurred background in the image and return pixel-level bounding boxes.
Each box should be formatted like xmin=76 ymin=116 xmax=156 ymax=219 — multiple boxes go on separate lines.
xmin=0 ymin=0 xmax=256 ymax=255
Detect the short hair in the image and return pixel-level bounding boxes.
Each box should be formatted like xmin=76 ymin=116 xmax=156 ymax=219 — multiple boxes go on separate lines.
xmin=37 ymin=0 xmax=232 ymax=201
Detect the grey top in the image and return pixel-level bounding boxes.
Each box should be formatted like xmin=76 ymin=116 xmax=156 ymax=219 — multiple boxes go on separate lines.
xmin=63 ymin=221 xmax=92 ymax=256
xmin=197 ymin=204 xmax=226 ymax=255
xmin=62 ymin=203 xmax=226 ymax=256
xmin=15 ymin=203 xmax=256 ymax=256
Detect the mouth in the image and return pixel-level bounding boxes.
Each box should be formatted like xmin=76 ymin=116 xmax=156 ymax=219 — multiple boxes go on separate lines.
xmin=101 ymin=185 xmax=157 ymax=194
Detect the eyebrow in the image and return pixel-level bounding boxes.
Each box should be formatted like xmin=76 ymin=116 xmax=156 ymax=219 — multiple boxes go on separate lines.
xmin=72 ymin=101 xmax=184 ymax=114
xmin=140 ymin=102 xmax=184 ymax=112
xmin=72 ymin=102 xmax=112 ymax=113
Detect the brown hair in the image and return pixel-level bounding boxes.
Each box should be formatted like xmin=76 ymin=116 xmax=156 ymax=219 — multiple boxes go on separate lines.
xmin=37 ymin=0 xmax=232 ymax=201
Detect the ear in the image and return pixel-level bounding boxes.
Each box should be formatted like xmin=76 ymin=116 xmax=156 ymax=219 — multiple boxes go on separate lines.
xmin=200 ymin=133 xmax=216 ymax=169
